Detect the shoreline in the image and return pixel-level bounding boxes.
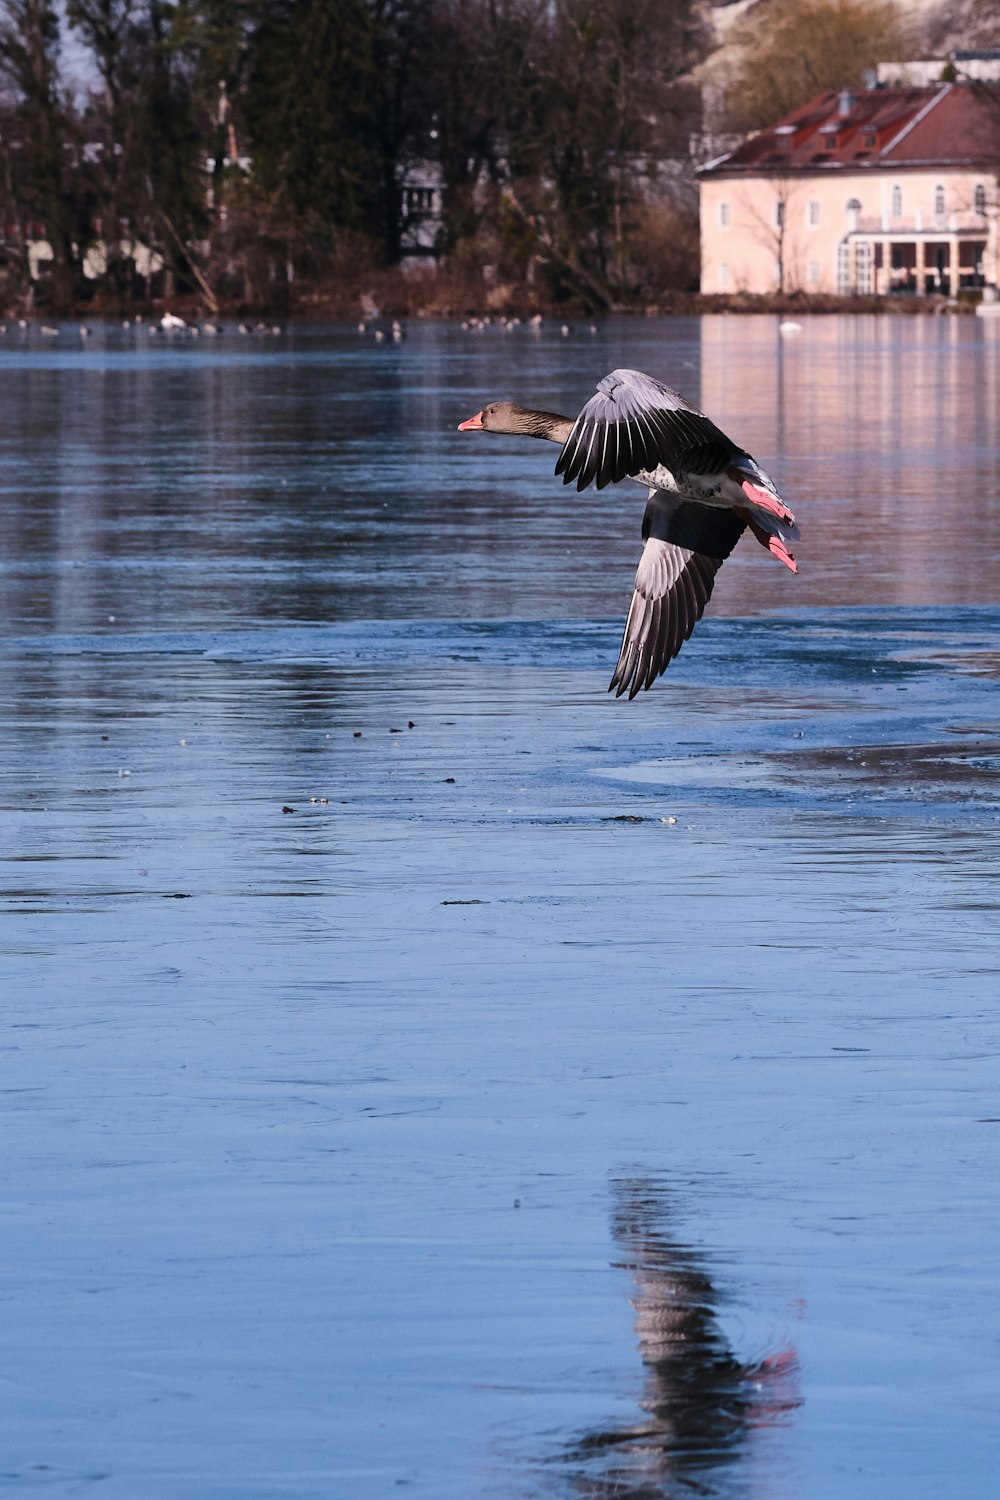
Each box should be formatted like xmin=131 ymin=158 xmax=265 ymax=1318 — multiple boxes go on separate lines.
xmin=12 ymin=277 xmax=987 ymax=326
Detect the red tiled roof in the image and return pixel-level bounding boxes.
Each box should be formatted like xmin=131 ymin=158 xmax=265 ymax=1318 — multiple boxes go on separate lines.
xmin=699 ymin=83 xmax=1000 ymax=175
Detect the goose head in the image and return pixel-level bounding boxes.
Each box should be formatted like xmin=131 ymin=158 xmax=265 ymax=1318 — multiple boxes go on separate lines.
xmin=457 ymin=401 xmax=571 ymax=442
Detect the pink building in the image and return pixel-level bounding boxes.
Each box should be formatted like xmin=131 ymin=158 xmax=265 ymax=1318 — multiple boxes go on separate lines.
xmin=698 ymin=83 xmax=999 ymax=297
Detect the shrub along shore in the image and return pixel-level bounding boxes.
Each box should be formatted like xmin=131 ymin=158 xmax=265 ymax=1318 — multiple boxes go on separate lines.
xmin=51 ymin=273 xmax=984 ymax=325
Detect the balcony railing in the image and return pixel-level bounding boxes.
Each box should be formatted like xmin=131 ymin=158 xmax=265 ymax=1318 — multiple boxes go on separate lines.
xmin=854 ymin=213 xmax=990 ymax=234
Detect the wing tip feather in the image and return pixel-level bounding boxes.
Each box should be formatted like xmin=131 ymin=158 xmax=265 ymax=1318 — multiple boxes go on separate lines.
xmin=609 ymin=546 xmax=725 ymax=700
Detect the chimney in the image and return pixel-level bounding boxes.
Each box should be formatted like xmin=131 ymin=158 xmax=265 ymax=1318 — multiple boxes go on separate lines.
xmin=838 ymin=88 xmax=855 ymax=116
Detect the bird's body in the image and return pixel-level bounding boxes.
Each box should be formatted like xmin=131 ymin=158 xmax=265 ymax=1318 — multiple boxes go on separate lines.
xmin=458 ymin=367 xmax=799 ymax=697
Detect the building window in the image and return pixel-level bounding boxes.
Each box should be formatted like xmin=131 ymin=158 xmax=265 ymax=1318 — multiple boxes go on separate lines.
xmin=808 ymin=201 xmax=820 ymax=227
xmin=718 ymin=201 xmax=730 ymax=228
xmin=975 ymin=183 xmax=987 ymax=216
xmin=719 ymin=262 xmax=730 ymax=287
xmin=403 ymin=187 xmax=435 ymax=215
xmin=891 ymin=184 xmax=902 ymax=218
xmin=934 ymin=184 xmax=946 ymax=219
xmin=837 ymin=239 xmax=851 ymax=294
xmin=863 ymin=130 xmax=877 ymax=149
xmin=808 ymin=261 xmax=819 ymax=284
xmin=855 ymin=241 xmax=872 ymax=294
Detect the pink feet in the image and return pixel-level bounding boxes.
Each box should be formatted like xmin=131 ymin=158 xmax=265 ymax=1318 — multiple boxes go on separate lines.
xmin=740 ymin=479 xmax=796 ymax=526
xmin=759 ymin=1346 xmax=799 ymax=1374
xmin=769 ymin=535 xmax=798 ymax=573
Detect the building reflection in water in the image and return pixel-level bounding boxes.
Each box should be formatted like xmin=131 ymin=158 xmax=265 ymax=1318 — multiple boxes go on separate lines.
xmin=557 ymin=1175 xmax=801 ymax=1499
xmin=698 ymin=314 xmax=1000 ymax=618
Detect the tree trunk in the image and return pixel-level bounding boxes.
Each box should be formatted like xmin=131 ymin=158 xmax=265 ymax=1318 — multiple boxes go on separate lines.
xmin=503 ymin=188 xmax=618 ymax=310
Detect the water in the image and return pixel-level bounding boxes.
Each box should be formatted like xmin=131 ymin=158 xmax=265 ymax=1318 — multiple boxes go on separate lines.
xmin=1 ymin=316 xmax=999 ymax=1498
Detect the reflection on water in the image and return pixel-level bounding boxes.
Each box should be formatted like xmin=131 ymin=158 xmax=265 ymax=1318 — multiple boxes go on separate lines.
xmin=556 ymin=1177 xmax=800 ymax=1499
xmin=1 ymin=316 xmax=998 ymax=648
xmin=700 ymin=314 xmax=1000 ymax=617
xmin=2 ymin=319 xmax=1000 ymax=1500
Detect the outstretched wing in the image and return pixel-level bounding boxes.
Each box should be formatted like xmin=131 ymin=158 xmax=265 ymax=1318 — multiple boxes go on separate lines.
xmin=610 ymin=496 xmax=746 ymax=699
xmin=555 ymin=368 xmax=743 ymax=493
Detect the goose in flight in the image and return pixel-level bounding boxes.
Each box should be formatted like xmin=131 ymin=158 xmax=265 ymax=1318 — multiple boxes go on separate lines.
xmin=458 ymin=367 xmax=799 ymax=697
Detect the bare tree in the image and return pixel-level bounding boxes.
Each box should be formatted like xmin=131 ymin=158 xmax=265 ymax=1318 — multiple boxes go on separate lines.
xmin=723 ymin=0 xmax=906 ymax=134
xmin=67 ymin=0 xmax=142 ymax=299
xmin=740 ymin=176 xmax=805 ymax=293
xmin=497 ymin=0 xmax=707 ymax=301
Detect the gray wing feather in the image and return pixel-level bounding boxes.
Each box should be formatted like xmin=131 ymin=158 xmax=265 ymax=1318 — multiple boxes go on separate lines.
xmin=555 ymin=367 xmax=743 ymax=492
xmin=610 ymin=539 xmax=717 ymax=699
xmin=609 ymin=491 xmax=746 ymax=699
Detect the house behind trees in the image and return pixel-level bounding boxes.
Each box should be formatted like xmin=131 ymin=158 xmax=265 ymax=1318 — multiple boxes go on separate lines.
xmin=698 ymin=81 xmax=1000 ymax=297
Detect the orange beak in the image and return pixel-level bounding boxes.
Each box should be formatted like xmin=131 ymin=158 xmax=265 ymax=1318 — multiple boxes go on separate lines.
xmin=457 ymin=411 xmax=484 ymax=431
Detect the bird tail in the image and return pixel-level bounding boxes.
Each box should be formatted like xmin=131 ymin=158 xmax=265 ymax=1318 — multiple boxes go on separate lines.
xmin=726 ymin=461 xmax=799 ymax=572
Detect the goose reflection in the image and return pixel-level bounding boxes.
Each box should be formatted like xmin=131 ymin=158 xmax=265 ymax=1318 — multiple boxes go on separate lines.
xmin=561 ymin=1175 xmax=801 ymax=1498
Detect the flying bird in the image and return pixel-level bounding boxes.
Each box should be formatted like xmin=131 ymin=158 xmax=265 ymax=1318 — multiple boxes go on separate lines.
xmin=458 ymin=367 xmax=798 ymax=697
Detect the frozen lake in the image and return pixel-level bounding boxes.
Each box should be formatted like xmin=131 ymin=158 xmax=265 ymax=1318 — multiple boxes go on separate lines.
xmin=1 ymin=315 xmax=999 ymax=1497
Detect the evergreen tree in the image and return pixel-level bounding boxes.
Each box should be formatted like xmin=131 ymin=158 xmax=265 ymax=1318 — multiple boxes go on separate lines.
xmin=246 ymin=0 xmax=380 ymax=247
xmin=138 ymin=1 xmax=208 ymax=297
xmin=0 ymin=0 xmax=78 ymax=307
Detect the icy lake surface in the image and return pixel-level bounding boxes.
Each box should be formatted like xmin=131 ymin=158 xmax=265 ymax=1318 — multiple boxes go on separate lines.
xmin=1 ymin=315 xmax=999 ymax=1498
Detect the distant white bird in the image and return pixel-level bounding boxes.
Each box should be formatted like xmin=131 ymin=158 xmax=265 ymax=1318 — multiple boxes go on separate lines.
xmin=160 ymin=311 xmax=186 ymax=330
xmin=778 ymin=320 xmax=803 ymax=335
xmin=40 ymin=325 xmax=59 ymax=337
